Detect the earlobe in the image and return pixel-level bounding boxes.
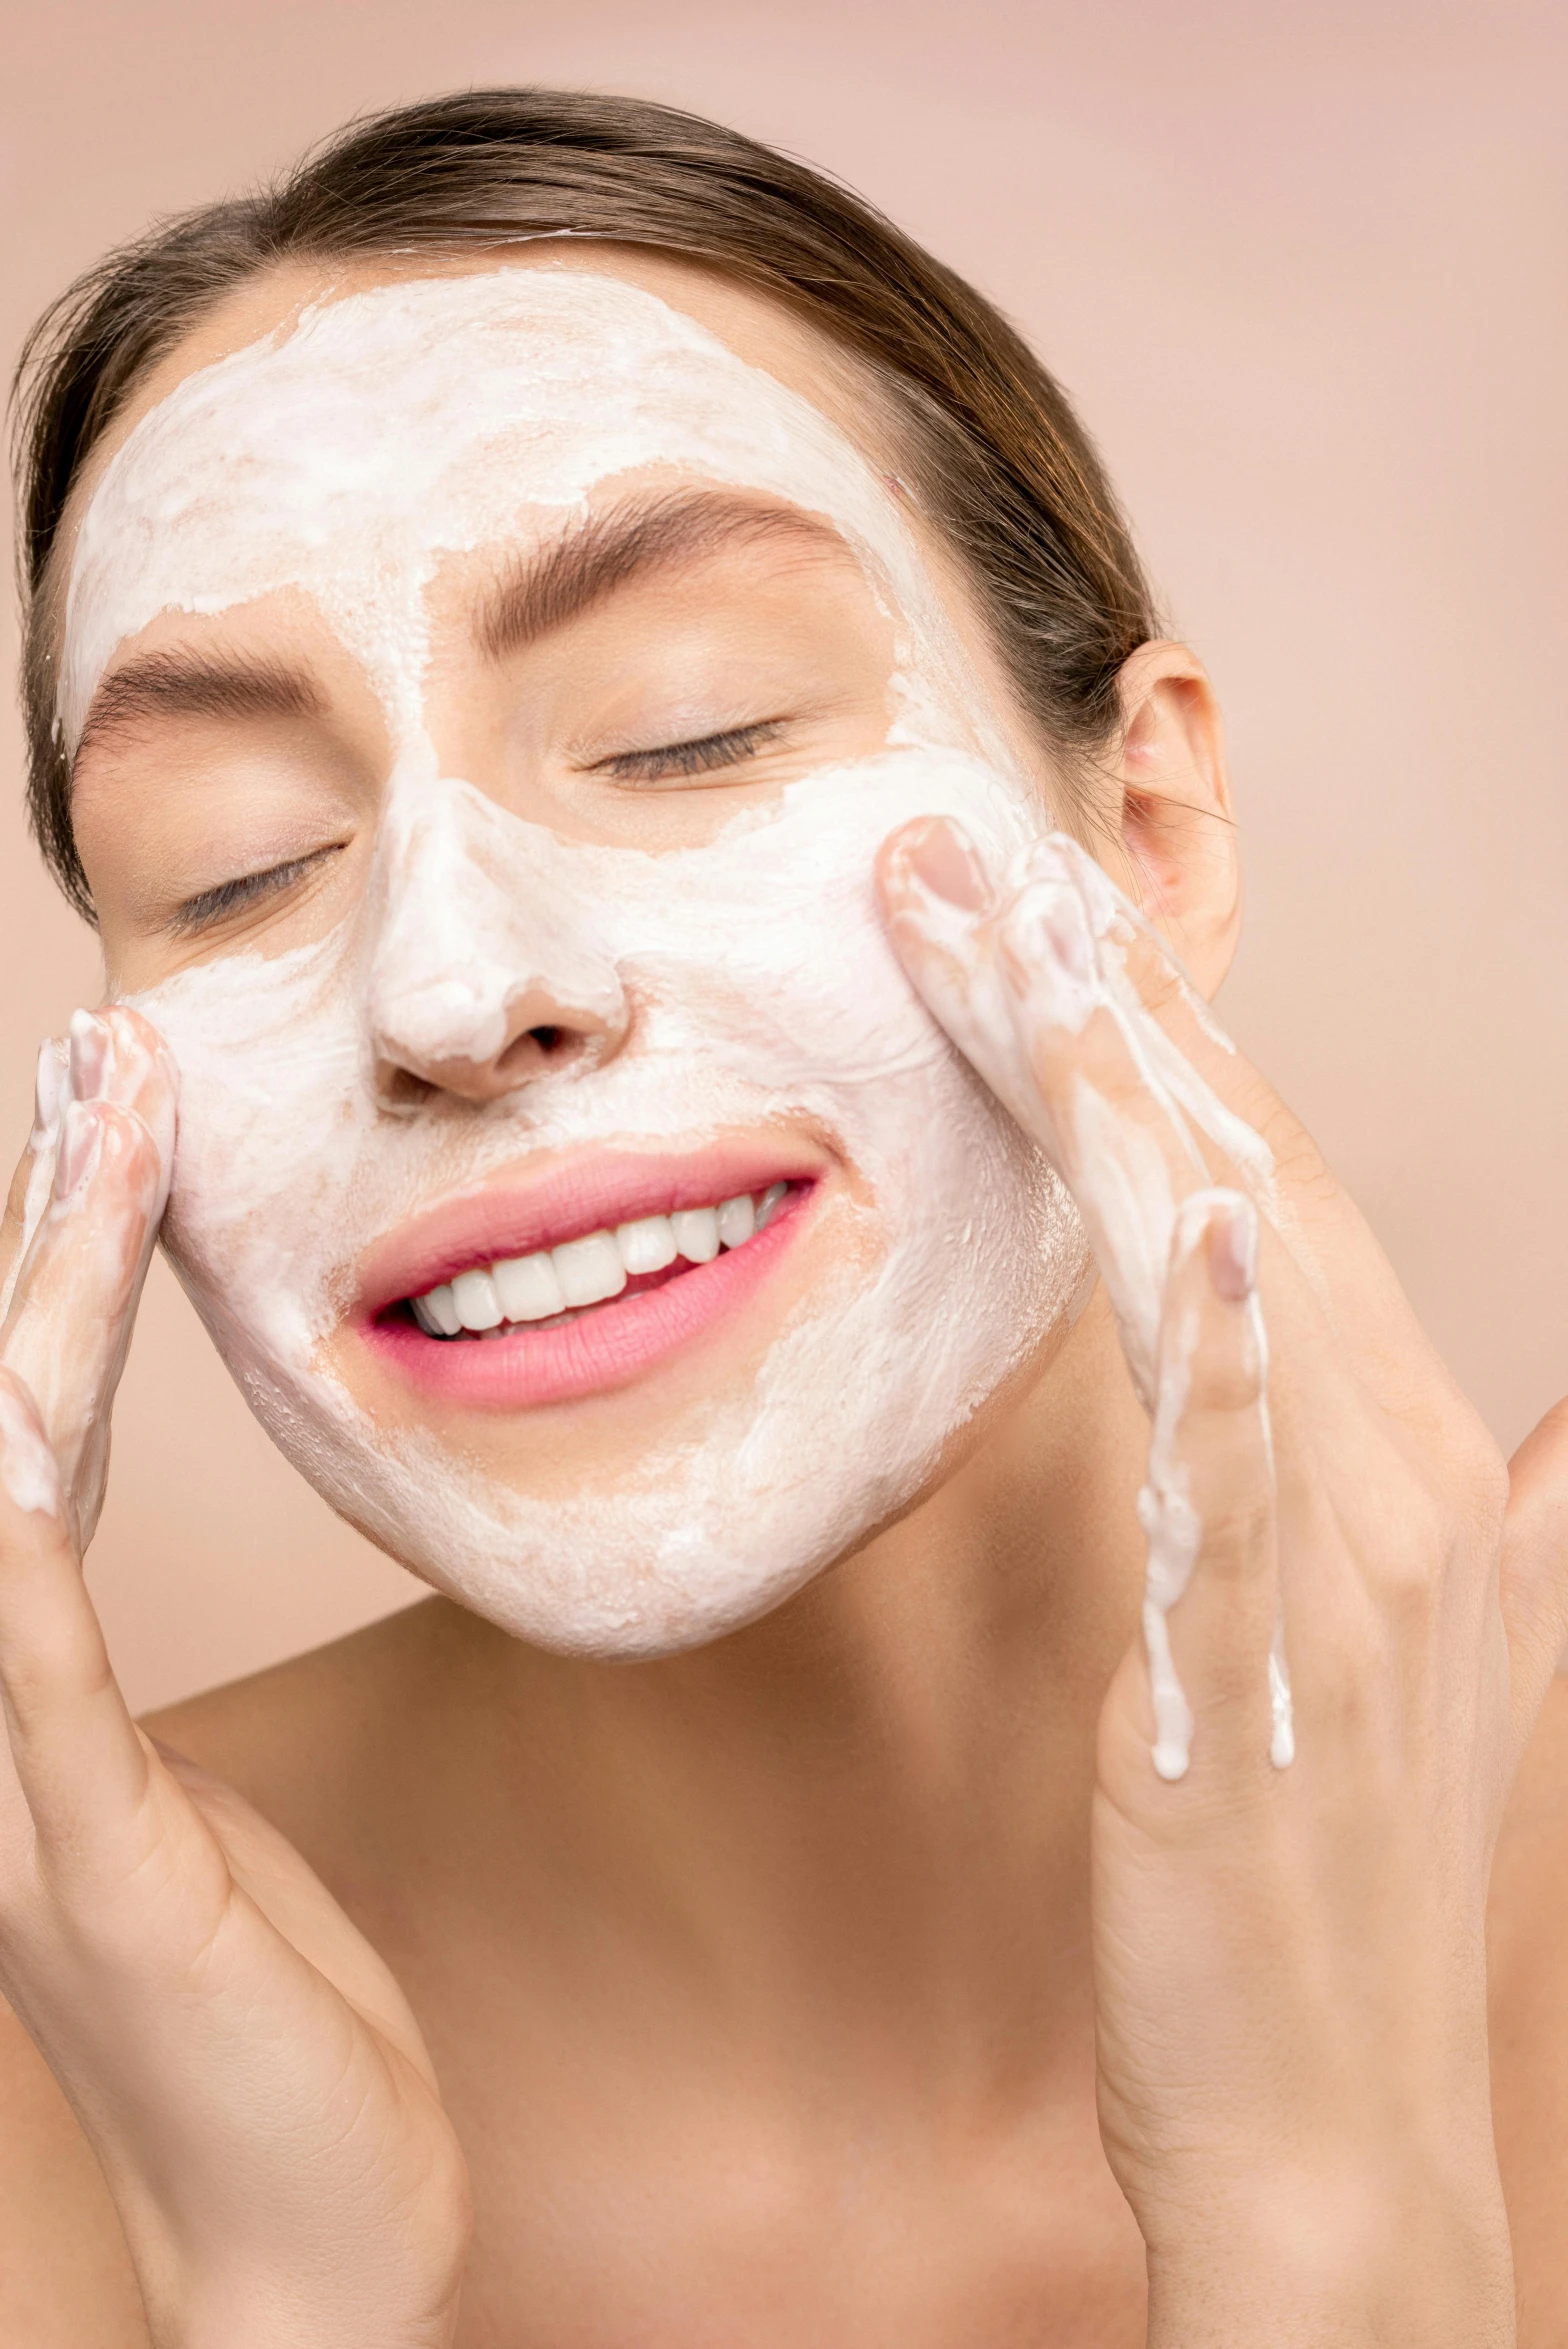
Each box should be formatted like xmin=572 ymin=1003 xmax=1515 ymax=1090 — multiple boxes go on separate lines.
xmin=1110 ymin=642 xmax=1241 ymax=997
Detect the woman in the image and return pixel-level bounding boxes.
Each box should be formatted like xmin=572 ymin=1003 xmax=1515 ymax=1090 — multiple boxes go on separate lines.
xmin=2 ymin=86 xmax=1566 ymax=2346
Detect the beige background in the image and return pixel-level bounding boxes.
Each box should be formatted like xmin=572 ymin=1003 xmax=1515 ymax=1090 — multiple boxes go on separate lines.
xmin=3 ymin=0 xmax=1564 ymax=1713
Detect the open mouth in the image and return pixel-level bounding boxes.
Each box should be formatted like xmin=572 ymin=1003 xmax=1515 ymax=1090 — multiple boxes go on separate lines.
xmin=356 ymin=1151 xmax=823 ymax=1411
xmin=395 ymin=1181 xmax=797 ymax=1339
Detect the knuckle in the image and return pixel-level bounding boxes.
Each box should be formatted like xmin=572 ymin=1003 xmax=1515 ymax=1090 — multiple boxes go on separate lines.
xmin=1298 ymin=1615 xmax=1389 ymax=1738
xmin=1196 ymin=1479 xmax=1276 ymax=1574
xmin=1376 ymin=1554 xmax=1444 ymax=1648
xmin=1131 ymin=948 xmax=1185 ymax=1021
xmin=1182 ymin=1347 xmax=1265 ymax=1418
xmin=1194 ymin=1631 xmax=1277 ymax=1717
xmin=0 ymin=1620 xmax=102 ymax=1737
xmin=0 ymin=1644 xmax=72 ymax=1735
xmin=1265 ymin=1115 xmax=1337 ymax=1210
xmin=1361 ymin=1484 xmax=1453 ymax=1628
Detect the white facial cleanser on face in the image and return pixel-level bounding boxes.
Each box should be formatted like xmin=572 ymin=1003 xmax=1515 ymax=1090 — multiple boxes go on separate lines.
xmin=63 ymin=268 xmax=1091 ymax=1654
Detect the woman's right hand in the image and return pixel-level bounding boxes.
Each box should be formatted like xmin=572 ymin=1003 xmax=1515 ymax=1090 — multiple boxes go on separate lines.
xmin=0 ymin=1008 xmax=470 ymax=2349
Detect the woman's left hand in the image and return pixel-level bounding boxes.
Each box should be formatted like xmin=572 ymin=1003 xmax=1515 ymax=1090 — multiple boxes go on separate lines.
xmin=878 ymin=815 xmax=1568 ymax=2347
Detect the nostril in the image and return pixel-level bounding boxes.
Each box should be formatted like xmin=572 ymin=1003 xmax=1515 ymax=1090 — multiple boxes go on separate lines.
xmin=376 ymin=1063 xmax=439 ymax=1111
xmin=493 ymin=1023 xmax=577 ymax=1081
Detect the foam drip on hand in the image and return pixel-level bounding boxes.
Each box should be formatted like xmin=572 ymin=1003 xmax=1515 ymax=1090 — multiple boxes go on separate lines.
xmin=880 ymin=817 xmax=1293 ymax=1779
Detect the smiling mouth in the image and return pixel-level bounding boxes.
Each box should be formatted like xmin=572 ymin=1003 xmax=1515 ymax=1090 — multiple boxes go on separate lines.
xmin=396 ymin=1181 xmax=797 ymax=1340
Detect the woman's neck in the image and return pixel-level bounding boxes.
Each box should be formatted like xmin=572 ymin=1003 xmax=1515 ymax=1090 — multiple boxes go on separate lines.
xmin=403 ymin=1292 xmax=1149 ymax=2109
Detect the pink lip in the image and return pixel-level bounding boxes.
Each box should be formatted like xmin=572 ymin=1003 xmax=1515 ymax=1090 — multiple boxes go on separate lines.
xmin=352 ymin=1139 xmax=827 ymax=1413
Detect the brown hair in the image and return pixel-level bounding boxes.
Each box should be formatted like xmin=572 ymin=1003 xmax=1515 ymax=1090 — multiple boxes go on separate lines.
xmin=10 ymin=87 xmax=1156 ymax=921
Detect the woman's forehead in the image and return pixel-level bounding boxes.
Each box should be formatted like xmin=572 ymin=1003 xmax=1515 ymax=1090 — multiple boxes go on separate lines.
xmin=59 ymin=264 xmax=923 ymax=752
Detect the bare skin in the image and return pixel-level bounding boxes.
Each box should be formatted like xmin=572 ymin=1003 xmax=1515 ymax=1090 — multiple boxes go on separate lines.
xmin=8 ymin=1631 xmax=1568 ymax=2345
xmin=1 ymin=249 xmax=1566 ymax=2346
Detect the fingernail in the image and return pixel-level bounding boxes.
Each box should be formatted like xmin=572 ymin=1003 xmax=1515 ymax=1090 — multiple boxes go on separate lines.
xmin=53 ymin=1100 xmax=104 ymax=1200
xmin=68 ymin=1007 xmax=111 ymax=1102
xmin=903 ymin=819 xmax=991 ymax=912
xmin=999 ymin=878 xmax=1097 ymax=1005
xmin=1208 ymin=1193 xmax=1258 ymax=1301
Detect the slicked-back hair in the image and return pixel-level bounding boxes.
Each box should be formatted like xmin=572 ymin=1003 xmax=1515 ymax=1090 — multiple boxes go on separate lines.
xmin=11 ymin=87 xmax=1156 ymax=921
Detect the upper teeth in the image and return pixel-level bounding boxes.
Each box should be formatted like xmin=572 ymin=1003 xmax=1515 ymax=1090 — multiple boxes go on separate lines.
xmin=410 ymin=1183 xmax=790 ymax=1337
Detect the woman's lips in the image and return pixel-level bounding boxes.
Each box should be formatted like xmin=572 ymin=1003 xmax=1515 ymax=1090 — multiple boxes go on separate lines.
xmin=352 ymin=1141 xmax=826 ymax=1412
xmin=354 ymin=1141 xmax=827 ymax=1316
xmin=362 ymin=1185 xmax=811 ymax=1411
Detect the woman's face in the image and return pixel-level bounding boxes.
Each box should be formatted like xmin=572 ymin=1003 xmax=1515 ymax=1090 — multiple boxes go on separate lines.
xmin=58 ymin=249 xmax=1089 ymax=1653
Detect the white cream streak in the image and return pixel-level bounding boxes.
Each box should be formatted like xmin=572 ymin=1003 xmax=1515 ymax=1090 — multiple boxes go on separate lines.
xmin=888 ymin=834 xmax=1294 ymax=1775
xmin=1138 ymin=1258 xmax=1201 ymax=1783
xmin=1139 ymin=1190 xmax=1293 ymax=1781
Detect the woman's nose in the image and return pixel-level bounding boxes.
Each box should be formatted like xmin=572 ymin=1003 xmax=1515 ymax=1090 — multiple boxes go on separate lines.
xmin=363 ymin=777 xmax=630 ymax=1111
xmin=370 ymin=969 xmax=629 ymax=1109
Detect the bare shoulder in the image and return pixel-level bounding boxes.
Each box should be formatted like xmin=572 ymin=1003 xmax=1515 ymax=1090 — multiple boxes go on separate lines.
xmin=1490 ymin=1675 xmax=1568 ymax=2336
xmin=0 ymin=1995 xmax=147 ymax=2344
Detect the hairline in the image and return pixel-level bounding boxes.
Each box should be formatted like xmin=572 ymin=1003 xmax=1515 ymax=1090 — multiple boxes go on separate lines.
xmin=15 ymin=88 xmax=1154 ymax=921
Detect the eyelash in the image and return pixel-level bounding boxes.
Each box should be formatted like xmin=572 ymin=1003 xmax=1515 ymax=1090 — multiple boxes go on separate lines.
xmin=596 ymin=721 xmax=783 ymax=784
xmin=171 ymin=850 xmax=330 ymax=937
xmin=169 ymin=727 xmax=774 ymax=932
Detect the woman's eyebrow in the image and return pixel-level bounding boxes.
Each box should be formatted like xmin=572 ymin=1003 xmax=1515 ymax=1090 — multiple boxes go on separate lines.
xmin=73 ymin=647 xmax=324 ymax=767
xmin=68 ymin=496 xmax=851 ymax=762
xmin=475 ymin=490 xmax=857 ymax=661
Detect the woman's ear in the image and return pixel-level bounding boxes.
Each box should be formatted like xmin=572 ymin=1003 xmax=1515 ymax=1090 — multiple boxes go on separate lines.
xmin=1103 ymin=640 xmax=1241 ymax=998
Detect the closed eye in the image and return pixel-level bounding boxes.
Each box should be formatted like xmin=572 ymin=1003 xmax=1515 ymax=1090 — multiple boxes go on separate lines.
xmin=170 ymin=845 xmax=342 ymax=938
xmin=592 ymin=721 xmax=785 ymax=787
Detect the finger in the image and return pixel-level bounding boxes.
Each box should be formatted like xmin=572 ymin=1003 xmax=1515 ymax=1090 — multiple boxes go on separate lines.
xmin=1 ymin=1011 xmax=175 ymax=1546
xmin=64 ymin=1006 xmax=177 ymax=1148
xmin=1128 ymin=1187 xmax=1288 ymax=1784
xmin=1499 ymin=1398 xmax=1568 ymax=1751
xmin=0 ymin=1371 xmax=151 ymax=1867
xmin=0 ymin=1037 xmax=70 ymax=1321
xmin=881 ymin=818 xmax=1263 ymax=1401
xmin=881 ymin=817 xmax=1470 ymax=1441
xmin=1 ymin=1106 xmax=160 ymax=1548
xmin=1030 ymin=836 xmax=1466 ymax=1431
